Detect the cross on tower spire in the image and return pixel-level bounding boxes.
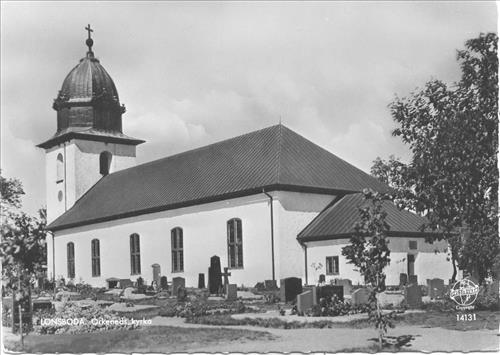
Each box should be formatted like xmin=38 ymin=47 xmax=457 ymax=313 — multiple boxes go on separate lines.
xmin=85 ymin=24 xmax=94 ymax=57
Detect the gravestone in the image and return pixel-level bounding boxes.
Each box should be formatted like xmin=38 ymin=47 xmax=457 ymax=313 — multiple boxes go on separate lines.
xmin=265 ymin=280 xmax=277 ymax=290
xmin=317 ymin=285 xmax=344 ymax=301
xmin=408 ymin=275 xmax=418 ymax=285
xmin=221 ymin=267 xmax=232 ymax=290
xmin=122 ymin=287 xmax=135 ymax=299
xmin=351 ymin=287 xmax=371 ymax=305
xmin=160 ymin=276 xmax=168 ymax=290
xmin=427 ymin=278 xmax=445 ymax=299
xmin=151 ymin=264 xmax=161 ymax=285
xmin=119 ymin=279 xmax=133 ymax=289
xmin=106 ymin=277 xmax=120 ymax=289
xmin=334 ymin=279 xmax=352 ymax=297
xmin=377 ymin=291 xmax=404 ymax=308
xmin=172 ymin=277 xmax=186 ymax=296
xmin=404 ymin=284 xmax=422 ymax=308
xmin=208 ymin=255 xmax=222 ymax=294
xmin=226 ymin=284 xmax=238 ymax=301
xmin=280 ymin=277 xmax=303 ymax=302
xmin=177 ymin=286 xmax=187 ymax=302
xmin=198 ymin=273 xmax=205 ymax=289
xmin=399 ymin=273 xmax=408 ymax=287
xmin=318 ymin=274 xmax=326 ymax=284
xmin=297 ymin=290 xmax=314 ymax=313
xmin=136 ymin=277 xmax=144 ymax=287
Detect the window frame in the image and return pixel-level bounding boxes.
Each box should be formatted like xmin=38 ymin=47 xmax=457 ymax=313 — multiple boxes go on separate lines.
xmin=409 ymin=240 xmax=418 ymax=250
xmin=130 ymin=233 xmax=141 ymax=275
xmin=67 ymin=242 xmax=75 ymax=279
xmin=171 ymin=227 xmax=184 ymax=273
xmin=91 ymin=239 xmax=101 ymax=277
xmin=99 ymin=151 xmax=112 ymax=176
xmin=56 ymin=153 xmax=64 ymax=183
xmin=325 ymin=256 xmax=339 ymax=275
xmin=227 ymin=218 xmax=243 ymax=269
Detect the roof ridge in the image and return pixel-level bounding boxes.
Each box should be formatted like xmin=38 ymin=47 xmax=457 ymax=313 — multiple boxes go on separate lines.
xmin=276 ymin=124 xmax=283 ymax=183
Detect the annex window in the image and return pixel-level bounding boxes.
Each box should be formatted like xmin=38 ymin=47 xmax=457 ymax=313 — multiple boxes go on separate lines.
xmin=171 ymin=227 xmax=184 ymax=272
xmin=409 ymin=240 xmax=418 ymax=250
xmin=99 ymin=151 xmax=112 ymax=176
xmin=130 ymin=233 xmax=141 ymax=275
xmin=56 ymin=153 xmax=64 ymax=182
xmin=67 ymin=242 xmax=75 ymax=279
xmin=91 ymin=239 xmax=101 ymax=277
xmin=326 ymin=256 xmax=339 ymax=275
xmin=227 ymin=218 xmax=243 ymax=268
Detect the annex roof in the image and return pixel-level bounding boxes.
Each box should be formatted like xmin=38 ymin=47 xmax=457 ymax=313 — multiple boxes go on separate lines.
xmin=297 ymin=193 xmax=437 ymax=242
xmin=49 ymin=124 xmax=389 ymax=231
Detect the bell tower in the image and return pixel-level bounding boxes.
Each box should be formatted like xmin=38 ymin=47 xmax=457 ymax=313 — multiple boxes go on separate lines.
xmin=37 ymin=25 xmax=145 ymax=225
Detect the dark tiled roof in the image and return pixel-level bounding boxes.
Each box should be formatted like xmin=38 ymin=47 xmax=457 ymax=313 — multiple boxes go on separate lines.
xmin=297 ymin=193 xmax=436 ymax=242
xmin=49 ymin=124 xmax=388 ymax=231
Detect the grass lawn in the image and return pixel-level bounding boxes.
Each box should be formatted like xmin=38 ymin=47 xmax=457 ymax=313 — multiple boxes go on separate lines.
xmin=186 ymin=310 xmax=500 ymax=332
xmin=4 ymin=326 xmax=275 ymax=353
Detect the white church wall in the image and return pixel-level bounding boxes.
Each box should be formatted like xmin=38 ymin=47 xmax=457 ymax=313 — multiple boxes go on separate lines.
xmin=53 ymin=193 xmax=274 ymax=287
xmin=274 ymin=191 xmax=335 ymax=280
xmin=305 ymin=236 xmax=453 ymax=286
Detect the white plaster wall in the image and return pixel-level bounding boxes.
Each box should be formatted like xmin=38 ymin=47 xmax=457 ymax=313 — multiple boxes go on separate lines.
xmin=53 ymin=194 xmax=274 ymax=287
xmin=274 ymin=191 xmax=335 ymax=280
xmin=73 ymin=140 xmax=137 ymax=202
xmin=305 ymin=237 xmax=454 ymax=286
xmin=44 ymin=139 xmax=137 ymax=278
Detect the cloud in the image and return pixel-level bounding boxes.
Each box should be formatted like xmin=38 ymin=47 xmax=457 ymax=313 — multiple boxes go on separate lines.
xmin=0 ymin=2 xmax=496 ymax=213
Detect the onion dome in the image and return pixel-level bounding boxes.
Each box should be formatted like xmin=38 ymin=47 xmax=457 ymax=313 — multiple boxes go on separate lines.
xmin=38 ymin=25 xmax=144 ymax=149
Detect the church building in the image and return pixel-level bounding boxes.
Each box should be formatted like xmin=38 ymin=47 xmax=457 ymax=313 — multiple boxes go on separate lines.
xmin=38 ymin=29 xmax=454 ymax=288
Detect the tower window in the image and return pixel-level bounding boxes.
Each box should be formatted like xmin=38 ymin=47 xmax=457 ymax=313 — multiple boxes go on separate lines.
xmin=99 ymin=151 xmax=112 ymax=176
xmin=56 ymin=153 xmax=64 ymax=182
xmin=130 ymin=233 xmax=141 ymax=275
xmin=227 ymin=218 xmax=243 ymax=268
xmin=67 ymin=242 xmax=75 ymax=279
xmin=171 ymin=227 xmax=184 ymax=272
xmin=91 ymin=239 xmax=101 ymax=277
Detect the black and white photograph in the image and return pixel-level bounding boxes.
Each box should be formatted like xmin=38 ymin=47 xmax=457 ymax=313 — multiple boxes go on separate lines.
xmin=1 ymin=1 xmax=498 ymax=353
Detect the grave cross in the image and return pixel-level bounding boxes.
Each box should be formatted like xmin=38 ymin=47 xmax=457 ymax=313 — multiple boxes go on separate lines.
xmin=221 ymin=267 xmax=231 ymax=288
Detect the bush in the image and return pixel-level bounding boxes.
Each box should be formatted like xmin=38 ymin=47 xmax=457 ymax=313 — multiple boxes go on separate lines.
xmin=158 ymin=300 xmax=248 ymax=318
xmin=475 ymin=284 xmax=499 ymax=311
xmin=32 ymin=302 xmax=140 ymax=335
xmin=297 ymin=295 xmax=372 ymax=317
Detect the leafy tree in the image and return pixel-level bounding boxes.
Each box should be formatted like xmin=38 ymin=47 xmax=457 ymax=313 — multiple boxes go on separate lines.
xmin=0 ymin=172 xmax=47 ymax=333
xmin=379 ymin=32 xmax=498 ymax=283
xmin=342 ymin=189 xmax=395 ymax=348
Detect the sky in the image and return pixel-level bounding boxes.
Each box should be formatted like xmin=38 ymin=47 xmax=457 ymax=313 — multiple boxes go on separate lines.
xmin=1 ymin=1 xmax=497 ymax=215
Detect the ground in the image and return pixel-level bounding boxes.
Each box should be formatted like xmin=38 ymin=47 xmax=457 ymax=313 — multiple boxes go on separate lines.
xmin=3 ymin=310 xmax=499 ymax=353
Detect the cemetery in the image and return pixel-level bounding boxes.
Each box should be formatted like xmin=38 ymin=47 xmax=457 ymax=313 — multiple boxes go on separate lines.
xmin=3 ymin=253 xmax=499 ymax=352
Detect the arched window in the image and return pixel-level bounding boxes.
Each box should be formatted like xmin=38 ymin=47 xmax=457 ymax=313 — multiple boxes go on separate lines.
xmin=227 ymin=218 xmax=243 ymax=268
xmin=67 ymin=242 xmax=75 ymax=279
xmin=56 ymin=153 xmax=64 ymax=182
xmin=130 ymin=233 xmax=141 ymax=275
xmin=171 ymin=227 xmax=184 ymax=272
xmin=91 ymin=239 xmax=101 ymax=277
xmin=99 ymin=151 xmax=112 ymax=176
